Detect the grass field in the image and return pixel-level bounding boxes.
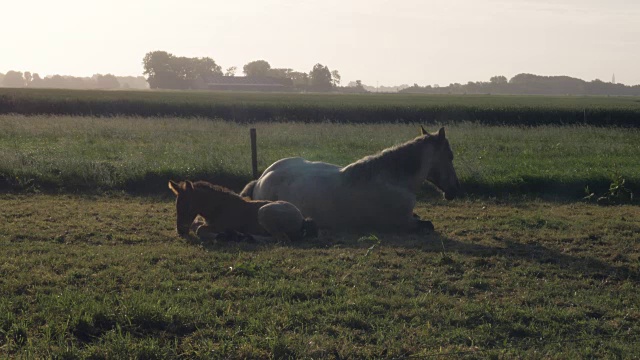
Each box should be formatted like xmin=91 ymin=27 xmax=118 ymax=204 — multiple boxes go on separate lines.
xmin=1 ymin=91 xmax=639 ymax=357
xmin=1 ymin=115 xmax=638 ymax=200
xmin=1 ymin=194 xmax=639 ymax=358
xmin=2 ymin=88 xmax=640 ymax=126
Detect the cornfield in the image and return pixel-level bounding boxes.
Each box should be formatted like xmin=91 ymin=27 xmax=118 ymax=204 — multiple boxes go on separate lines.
xmin=1 ymin=88 xmax=639 ymax=126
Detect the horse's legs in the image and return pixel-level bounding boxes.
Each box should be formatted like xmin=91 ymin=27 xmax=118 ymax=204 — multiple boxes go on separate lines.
xmin=271 ymin=232 xmax=290 ymax=243
xmin=400 ymin=215 xmax=435 ymax=233
xmin=410 ymin=213 xmax=434 ymax=232
xmin=195 ymin=224 xmax=217 ymax=240
xmin=417 ymin=219 xmax=435 ymax=232
xmin=215 ymin=229 xmax=255 ymax=242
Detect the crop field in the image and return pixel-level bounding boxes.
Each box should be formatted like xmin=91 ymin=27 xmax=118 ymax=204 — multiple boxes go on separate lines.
xmin=1 ymin=90 xmax=639 ymax=358
xmin=1 ymin=88 xmax=640 ymax=126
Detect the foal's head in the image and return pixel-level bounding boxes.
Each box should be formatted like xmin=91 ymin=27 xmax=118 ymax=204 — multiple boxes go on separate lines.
xmin=421 ymin=126 xmax=460 ymax=200
xmin=168 ymin=180 xmax=198 ymax=236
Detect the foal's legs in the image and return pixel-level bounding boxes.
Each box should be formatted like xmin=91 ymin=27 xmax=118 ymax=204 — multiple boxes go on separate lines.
xmin=270 ymin=232 xmax=291 ymax=243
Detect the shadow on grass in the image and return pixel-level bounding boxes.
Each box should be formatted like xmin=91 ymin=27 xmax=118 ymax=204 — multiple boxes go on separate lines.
xmin=0 ymin=170 xmax=252 ymax=196
xmin=188 ymin=229 xmax=639 ymax=283
xmin=0 ymin=169 xmax=637 ymax=204
xmin=419 ymin=176 xmax=638 ymax=204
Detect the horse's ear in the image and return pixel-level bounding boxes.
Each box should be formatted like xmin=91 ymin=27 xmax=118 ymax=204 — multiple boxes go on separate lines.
xmin=185 ymin=180 xmax=194 ymax=191
xmin=437 ymin=127 xmax=446 ymax=139
xmin=420 ymin=125 xmax=428 ymax=136
xmin=168 ymin=180 xmax=180 ymax=195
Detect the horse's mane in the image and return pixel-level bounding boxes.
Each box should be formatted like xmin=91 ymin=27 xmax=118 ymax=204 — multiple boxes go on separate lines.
xmin=340 ymin=135 xmax=431 ymax=181
xmin=192 ymin=181 xmax=245 ymax=202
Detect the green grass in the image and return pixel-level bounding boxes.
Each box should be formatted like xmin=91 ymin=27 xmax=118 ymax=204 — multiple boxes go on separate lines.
xmin=1 ymin=115 xmax=638 ymax=199
xmin=2 ymin=88 xmax=640 ymax=126
xmin=1 ymin=105 xmax=639 ymax=357
xmin=1 ymin=194 xmax=639 ymax=358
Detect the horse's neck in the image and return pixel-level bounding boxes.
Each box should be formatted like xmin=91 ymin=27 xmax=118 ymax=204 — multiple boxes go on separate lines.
xmin=342 ymin=141 xmax=427 ymax=191
xmin=195 ymin=190 xmax=239 ymax=220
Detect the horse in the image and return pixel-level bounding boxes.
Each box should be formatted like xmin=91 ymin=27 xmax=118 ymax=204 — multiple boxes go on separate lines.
xmin=258 ymin=201 xmax=318 ymax=241
xmin=240 ymin=126 xmax=460 ymax=232
xmin=168 ymin=180 xmax=317 ymax=241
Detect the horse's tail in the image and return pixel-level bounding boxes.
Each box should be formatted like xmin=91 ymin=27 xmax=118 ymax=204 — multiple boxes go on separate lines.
xmin=240 ymin=180 xmax=258 ymax=199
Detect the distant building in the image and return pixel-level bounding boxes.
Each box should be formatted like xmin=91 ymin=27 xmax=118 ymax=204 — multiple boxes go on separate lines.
xmin=193 ymin=75 xmax=293 ymax=92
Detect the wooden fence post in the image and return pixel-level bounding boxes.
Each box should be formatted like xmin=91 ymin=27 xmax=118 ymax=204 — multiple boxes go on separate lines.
xmin=250 ymin=128 xmax=258 ymax=179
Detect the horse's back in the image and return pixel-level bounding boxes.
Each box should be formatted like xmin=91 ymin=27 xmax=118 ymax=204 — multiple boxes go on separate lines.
xmin=260 ymin=157 xmax=339 ymax=176
xmin=254 ymin=158 xmax=340 ymax=197
xmin=252 ymin=158 xmax=340 ymax=218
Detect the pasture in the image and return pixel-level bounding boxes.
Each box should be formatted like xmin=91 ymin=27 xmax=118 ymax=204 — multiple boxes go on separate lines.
xmin=0 ymin=104 xmax=639 ymax=357
xmin=1 ymin=115 xmax=638 ymax=198
xmin=2 ymin=194 xmax=639 ymax=358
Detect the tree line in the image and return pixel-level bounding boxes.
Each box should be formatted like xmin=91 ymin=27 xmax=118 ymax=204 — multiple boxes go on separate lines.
xmin=142 ymin=51 xmax=341 ymax=92
xmin=400 ymin=74 xmax=640 ymax=96
xmin=0 ymin=71 xmax=148 ymax=90
xmin=3 ymin=56 xmax=640 ymax=96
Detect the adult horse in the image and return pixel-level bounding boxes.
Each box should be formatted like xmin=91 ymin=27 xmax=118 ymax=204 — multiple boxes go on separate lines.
xmin=240 ymin=126 xmax=460 ymax=232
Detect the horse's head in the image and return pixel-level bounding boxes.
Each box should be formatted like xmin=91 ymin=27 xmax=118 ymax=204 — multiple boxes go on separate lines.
xmin=421 ymin=126 xmax=461 ymax=200
xmin=168 ymin=180 xmax=198 ymax=236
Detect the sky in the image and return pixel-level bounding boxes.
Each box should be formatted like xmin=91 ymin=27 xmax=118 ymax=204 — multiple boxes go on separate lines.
xmin=2 ymin=0 xmax=639 ymax=86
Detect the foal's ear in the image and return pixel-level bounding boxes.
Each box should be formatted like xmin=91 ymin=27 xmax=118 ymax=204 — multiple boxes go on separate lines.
xmin=185 ymin=180 xmax=194 ymax=191
xmin=437 ymin=127 xmax=446 ymax=139
xmin=168 ymin=180 xmax=181 ymax=195
xmin=420 ymin=125 xmax=428 ymax=136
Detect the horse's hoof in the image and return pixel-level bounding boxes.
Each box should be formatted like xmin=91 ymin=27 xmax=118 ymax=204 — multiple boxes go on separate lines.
xmin=418 ymin=220 xmax=435 ymax=232
xmin=195 ymin=225 xmax=217 ymax=240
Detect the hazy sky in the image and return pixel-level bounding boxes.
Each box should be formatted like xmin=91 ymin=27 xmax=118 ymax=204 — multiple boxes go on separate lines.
xmin=2 ymin=0 xmax=639 ymax=86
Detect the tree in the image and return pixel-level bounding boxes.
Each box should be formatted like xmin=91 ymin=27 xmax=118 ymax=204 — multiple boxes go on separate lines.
xmin=143 ymin=51 xmax=181 ymax=89
xmin=268 ymin=68 xmax=293 ymax=79
xmin=331 ymin=70 xmax=341 ymax=86
xmin=116 ymin=76 xmax=148 ymax=89
xmin=24 ymin=72 xmax=32 ymax=86
xmin=189 ymin=57 xmax=223 ymax=80
xmin=225 ymin=66 xmax=237 ymax=76
xmin=95 ymin=74 xmax=120 ymax=89
xmin=47 ymin=75 xmax=66 ymax=88
xmin=243 ymin=60 xmax=271 ymax=77
xmin=309 ymin=63 xmax=332 ymax=92
xmin=288 ymin=71 xmax=309 ymax=90
xmin=2 ymin=71 xmax=25 ymax=87
xmin=143 ymin=51 xmax=222 ymax=89
xmin=345 ymin=80 xmax=367 ymax=93
xmin=490 ymin=75 xmax=507 ymax=85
